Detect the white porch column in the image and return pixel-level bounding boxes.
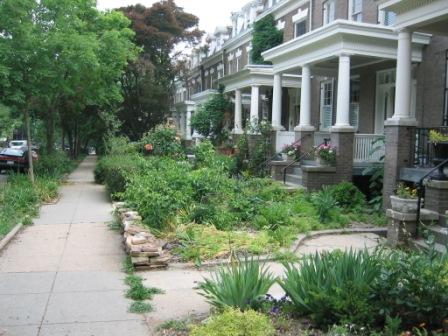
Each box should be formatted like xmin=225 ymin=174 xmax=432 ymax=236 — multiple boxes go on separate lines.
xmin=250 ymin=85 xmax=260 ymax=128
xmin=272 ymin=73 xmax=285 ymax=130
xmin=186 ymin=106 xmax=193 ymax=140
xmin=179 ymin=111 xmax=186 ymax=138
xmin=333 ymin=54 xmax=353 ymax=130
xmin=233 ymin=89 xmax=243 ymax=134
xmin=387 ymin=29 xmax=417 ymax=125
xmin=295 ymin=64 xmax=314 ymax=131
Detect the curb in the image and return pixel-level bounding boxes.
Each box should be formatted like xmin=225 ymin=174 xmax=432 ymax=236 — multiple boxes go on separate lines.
xmin=166 ymin=227 xmax=388 ymax=270
xmin=0 ymin=223 xmax=23 ymax=252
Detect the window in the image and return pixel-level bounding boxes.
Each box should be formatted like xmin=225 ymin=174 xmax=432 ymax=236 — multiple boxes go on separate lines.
xmin=378 ymin=9 xmax=396 ymax=26
xmin=323 ymin=0 xmax=335 ymax=25
xmin=350 ymin=0 xmax=362 ymax=22
xmin=444 ymin=50 xmax=448 ymax=125
xmin=294 ymin=20 xmax=307 ymax=38
xmin=320 ymin=80 xmax=334 ymax=131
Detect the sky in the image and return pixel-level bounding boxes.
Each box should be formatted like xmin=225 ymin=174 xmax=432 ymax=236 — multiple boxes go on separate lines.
xmin=97 ymin=0 xmax=246 ymax=34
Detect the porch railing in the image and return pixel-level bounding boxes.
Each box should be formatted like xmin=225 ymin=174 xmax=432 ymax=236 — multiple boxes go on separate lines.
xmin=276 ymin=131 xmax=295 ymax=153
xmin=414 ymin=127 xmax=448 ymax=167
xmin=353 ymin=134 xmax=385 ymax=163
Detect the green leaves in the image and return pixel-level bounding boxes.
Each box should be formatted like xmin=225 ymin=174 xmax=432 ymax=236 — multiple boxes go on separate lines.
xmin=251 ymin=14 xmax=283 ymax=65
xmin=198 ymin=258 xmax=276 ymax=311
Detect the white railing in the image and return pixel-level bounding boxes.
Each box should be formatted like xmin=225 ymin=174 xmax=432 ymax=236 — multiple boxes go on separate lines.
xmin=276 ymin=131 xmax=295 ymax=153
xmin=353 ymin=134 xmax=385 ymax=163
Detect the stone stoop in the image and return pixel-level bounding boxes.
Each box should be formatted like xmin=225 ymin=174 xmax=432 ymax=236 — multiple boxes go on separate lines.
xmin=270 ymin=161 xmax=304 ymax=188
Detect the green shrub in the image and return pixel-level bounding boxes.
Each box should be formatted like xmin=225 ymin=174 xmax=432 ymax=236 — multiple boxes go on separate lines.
xmin=140 ymin=125 xmax=183 ymax=157
xmin=105 ymin=135 xmax=137 ymax=156
xmin=34 ymin=151 xmax=74 ymax=178
xmin=372 ymin=248 xmax=448 ymax=329
xmin=198 ymin=258 xmax=275 ymax=311
xmin=190 ymin=309 xmax=275 ymax=336
xmin=328 ymin=182 xmax=366 ymax=211
xmin=35 ymin=177 xmax=59 ymax=203
xmin=279 ymin=249 xmax=381 ymax=327
xmin=195 ymin=140 xmax=216 ymax=167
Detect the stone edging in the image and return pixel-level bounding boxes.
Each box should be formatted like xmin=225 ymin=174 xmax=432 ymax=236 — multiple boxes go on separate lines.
xmin=113 ymin=202 xmax=171 ymax=271
xmin=0 ymin=223 xmax=23 ymax=252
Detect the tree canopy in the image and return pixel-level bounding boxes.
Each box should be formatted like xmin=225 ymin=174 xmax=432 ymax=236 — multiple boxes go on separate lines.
xmin=118 ymin=1 xmax=203 ymax=140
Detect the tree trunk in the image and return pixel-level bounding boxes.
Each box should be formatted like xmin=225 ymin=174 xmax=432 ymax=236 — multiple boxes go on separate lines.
xmin=45 ymin=110 xmax=55 ymax=155
xmin=61 ymin=127 xmax=65 ymax=153
xmin=24 ymin=108 xmax=35 ymax=183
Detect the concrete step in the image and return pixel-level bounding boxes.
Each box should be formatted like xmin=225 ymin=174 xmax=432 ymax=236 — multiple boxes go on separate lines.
xmin=291 ymin=166 xmax=302 ymax=175
xmin=427 ymin=225 xmax=448 ymax=245
xmin=285 ymin=173 xmax=302 ymax=185
xmin=412 ymin=238 xmax=447 ymax=255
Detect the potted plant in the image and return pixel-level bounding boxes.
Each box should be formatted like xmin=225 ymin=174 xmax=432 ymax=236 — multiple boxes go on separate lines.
xmin=390 ymin=183 xmax=419 ymax=213
xmin=315 ymin=143 xmax=336 ymax=166
xmin=429 ymin=130 xmax=448 ymax=180
xmin=281 ymin=140 xmax=301 ymax=161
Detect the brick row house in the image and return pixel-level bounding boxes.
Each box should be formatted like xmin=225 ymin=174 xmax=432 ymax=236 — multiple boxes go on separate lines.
xmin=172 ymin=0 xmax=448 ymax=204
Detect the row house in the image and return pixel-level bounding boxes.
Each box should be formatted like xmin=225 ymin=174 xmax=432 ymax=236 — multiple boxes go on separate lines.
xmin=173 ymin=0 xmax=448 ymax=203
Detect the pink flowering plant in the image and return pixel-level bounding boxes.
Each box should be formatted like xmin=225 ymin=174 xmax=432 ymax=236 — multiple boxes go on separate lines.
xmin=282 ymin=140 xmax=301 ymax=158
xmin=315 ymin=143 xmax=336 ymax=163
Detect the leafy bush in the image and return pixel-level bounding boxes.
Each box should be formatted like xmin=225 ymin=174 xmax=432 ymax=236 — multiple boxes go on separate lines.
xmin=251 ymin=14 xmax=283 ymax=65
xmin=140 ymin=125 xmax=183 ymax=157
xmin=34 ymin=151 xmax=74 ymax=178
xmin=190 ymin=309 xmax=275 ymax=336
xmin=328 ymin=182 xmax=366 ymax=211
xmin=279 ymin=249 xmax=381 ymax=327
xmin=372 ymin=247 xmax=448 ymax=329
xmin=104 ymin=135 xmax=137 ymax=156
xmin=198 ymin=258 xmax=276 ymax=311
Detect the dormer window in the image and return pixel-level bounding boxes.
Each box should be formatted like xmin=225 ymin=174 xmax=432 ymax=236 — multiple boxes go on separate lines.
xmin=349 ymin=0 xmax=362 ymax=22
xmin=323 ymin=0 xmax=335 ymax=25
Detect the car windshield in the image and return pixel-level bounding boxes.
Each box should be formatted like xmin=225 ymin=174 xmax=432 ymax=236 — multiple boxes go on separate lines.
xmin=1 ymin=148 xmax=25 ymax=157
xmin=10 ymin=141 xmax=25 ymax=147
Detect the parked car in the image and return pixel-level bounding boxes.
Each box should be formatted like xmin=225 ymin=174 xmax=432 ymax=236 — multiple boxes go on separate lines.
xmin=0 ymin=148 xmax=38 ymax=172
xmin=9 ymin=140 xmax=28 ymax=150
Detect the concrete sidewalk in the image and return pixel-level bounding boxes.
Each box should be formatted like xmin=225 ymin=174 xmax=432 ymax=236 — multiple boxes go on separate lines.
xmin=0 ymin=156 xmax=150 ymax=336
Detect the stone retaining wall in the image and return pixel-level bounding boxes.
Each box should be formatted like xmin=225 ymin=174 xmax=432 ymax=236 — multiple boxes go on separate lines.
xmin=113 ymin=202 xmax=171 ymax=271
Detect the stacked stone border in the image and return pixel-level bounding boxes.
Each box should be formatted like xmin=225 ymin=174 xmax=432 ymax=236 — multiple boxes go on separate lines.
xmin=113 ymin=202 xmax=171 ymax=271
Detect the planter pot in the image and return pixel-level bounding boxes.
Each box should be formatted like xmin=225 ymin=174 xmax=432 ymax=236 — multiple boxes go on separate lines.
xmin=316 ymin=157 xmax=331 ymax=166
xmin=390 ymin=195 xmax=419 ymax=213
xmin=281 ymin=153 xmax=294 ymax=162
xmin=432 ymin=141 xmax=448 ymax=180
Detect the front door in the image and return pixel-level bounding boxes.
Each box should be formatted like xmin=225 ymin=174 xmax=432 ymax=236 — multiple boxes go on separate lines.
xmin=375 ymin=69 xmax=416 ymax=133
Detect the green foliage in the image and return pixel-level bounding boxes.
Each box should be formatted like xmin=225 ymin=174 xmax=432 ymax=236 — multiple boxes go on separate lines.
xmin=190 ymin=87 xmax=233 ymax=145
xmin=0 ymin=175 xmax=39 ymax=238
xmin=190 ymin=309 xmax=275 ymax=336
xmin=372 ymin=247 xmax=448 ymax=329
xmin=105 ymin=136 xmax=138 ymax=156
xmin=311 ymin=187 xmax=339 ymax=223
xmin=251 ymin=14 xmax=283 ymax=65
xmin=125 ymin=274 xmax=164 ymax=301
xmin=198 ymin=258 xmax=276 ymax=311
xmin=129 ymin=301 xmax=153 ymax=314
xmin=363 ymin=137 xmax=385 ymax=211
xmin=279 ymin=249 xmax=382 ymax=327
xmin=35 ymin=177 xmax=59 ymax=203
xmin=194 ymin=140 xmax=216 ymax=167
xmin=140 ymin=125 xmax=183 ymax=157
xmin=34 ymin=151 xmax=75 ymax=178
xmin=328 ymin=182 xmax=366 ymax=211
xmin=157 ymin=319 xmax=189 ymax=332
xmin=247 ymin=121 xmax=274 ymax=177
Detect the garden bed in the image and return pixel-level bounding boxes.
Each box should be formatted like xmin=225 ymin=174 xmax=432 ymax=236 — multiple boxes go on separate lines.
xmin=96 ymin=131 xmax=386 ymax=264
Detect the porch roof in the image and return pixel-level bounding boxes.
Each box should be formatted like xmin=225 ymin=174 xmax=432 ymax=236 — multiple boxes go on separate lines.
xmin=220 ymin=64 xmax=301 ymax=93
xmin=190 ymin=90 xmax=218 ymax=105
xmin=262 ymin=20 xmax=431 ymax=73
xmin=379 ymin=0 xmax=448 ymax=35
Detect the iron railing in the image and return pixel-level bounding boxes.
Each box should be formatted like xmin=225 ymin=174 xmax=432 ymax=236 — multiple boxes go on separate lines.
xmin=414 ymin=127 xmax=448 ymax=167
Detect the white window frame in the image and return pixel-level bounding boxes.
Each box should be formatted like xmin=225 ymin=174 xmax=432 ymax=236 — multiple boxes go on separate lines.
xmin=323 ymin=0 xmax=336 ymax=25
xmin=378 ymin=9 xmax=396 ymax=26
xmin=348 ymin=0 xmax=362 ymax=22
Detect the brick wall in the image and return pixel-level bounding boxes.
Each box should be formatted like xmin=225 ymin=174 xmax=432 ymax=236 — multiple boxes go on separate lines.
xmin=331 ymin=131 xmax=355 ymax=182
